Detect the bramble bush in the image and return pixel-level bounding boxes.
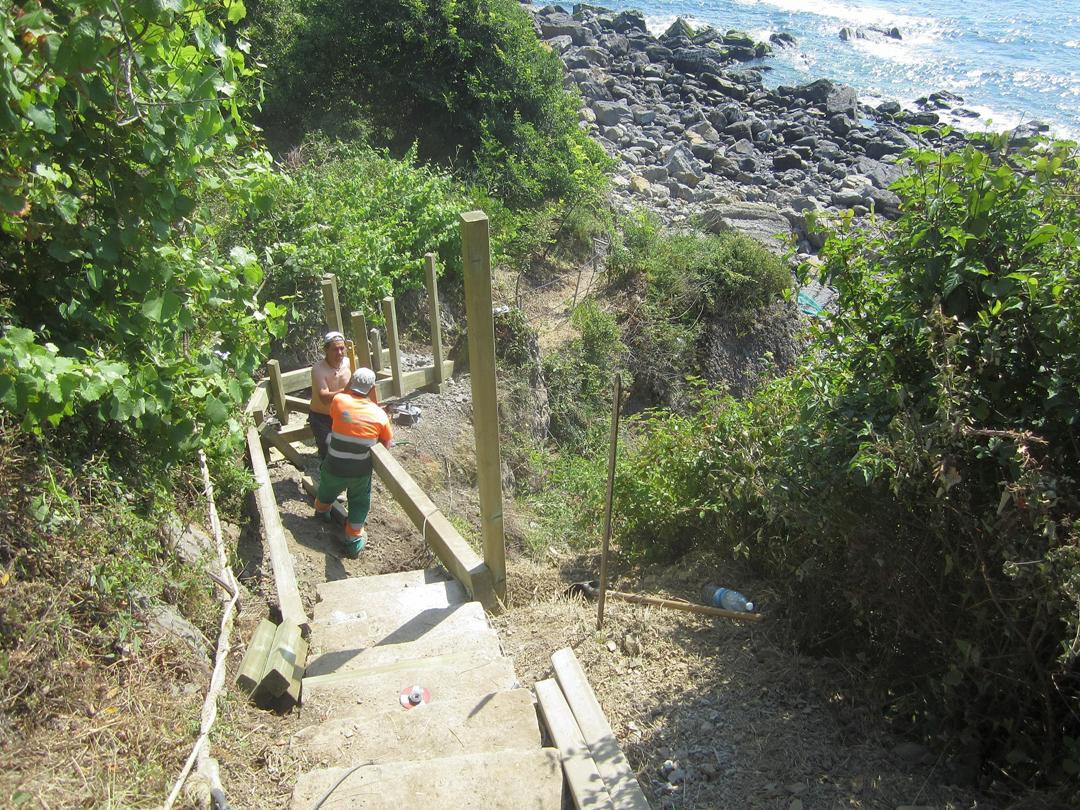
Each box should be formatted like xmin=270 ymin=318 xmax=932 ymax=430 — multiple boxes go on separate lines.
xmin=249 ymin=0 xmax=610 ymax=208
xmin=606 ymin=135 xmax=1080 ymax=790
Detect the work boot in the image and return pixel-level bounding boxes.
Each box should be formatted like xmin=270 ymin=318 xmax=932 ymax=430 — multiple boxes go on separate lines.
xmin=342 ymin=530 xmax=366 ymax=559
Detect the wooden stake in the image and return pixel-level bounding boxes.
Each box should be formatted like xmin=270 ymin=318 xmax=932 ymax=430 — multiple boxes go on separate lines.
xmin=597 ymin=374 xmax=621 ymax=631
xmin=369 ymin=328 xmax=383 ymax=372
xmin=254 ymin=619 xmax=303 ymax=700
xmin=268 ymin=359 xmax=289 ymax=423
xmin=351 ymin=311 xmax=371 ymax=369
xmin=346 ymin=340 xmax=358 ymax=374
xmin=425 ymin=253 xmax=446 ymax=393
xmin=321 ymin=274 xmax=343 ymax=334
xmin=460 ymin=211 xmax=506 ymax=604
xmin=381 ymin=296 xmax=404 ymax=398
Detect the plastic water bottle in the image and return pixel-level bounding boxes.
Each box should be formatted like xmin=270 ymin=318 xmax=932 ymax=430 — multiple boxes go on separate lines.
xmin=702 ymin=583 xmax=754 ymax=612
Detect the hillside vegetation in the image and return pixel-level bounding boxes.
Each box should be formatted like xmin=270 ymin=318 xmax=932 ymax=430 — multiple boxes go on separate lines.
xmin=1 ymin=0 xmax=1078 ymax=805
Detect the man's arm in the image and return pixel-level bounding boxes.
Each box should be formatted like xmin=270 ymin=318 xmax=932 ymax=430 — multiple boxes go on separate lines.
xmin=312 ymin=364 xmax=337 ymax=407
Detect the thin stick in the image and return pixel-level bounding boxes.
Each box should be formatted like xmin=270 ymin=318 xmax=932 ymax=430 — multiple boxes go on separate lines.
xmin=163 ymin=452 xmax=240 ymax=809
xmin=597 ymin=374 xmax=622 ymax=630
xmin=605 ymin=588 xmax=763 ymax=623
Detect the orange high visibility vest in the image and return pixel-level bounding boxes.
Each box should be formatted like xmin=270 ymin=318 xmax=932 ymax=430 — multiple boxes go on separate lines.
xmin=326 ymin=392 xmax=392 ymax=477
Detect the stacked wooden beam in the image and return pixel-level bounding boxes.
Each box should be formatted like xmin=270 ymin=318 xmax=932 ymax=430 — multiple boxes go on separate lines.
xmin=236 ymin=618 xmax=309 ymax=707
xmin=535 ymin=647 xmax=651 ymax=810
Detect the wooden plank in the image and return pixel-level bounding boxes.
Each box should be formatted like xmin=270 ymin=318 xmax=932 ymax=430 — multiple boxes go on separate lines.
xmin=371 ymin=361 xmax=455 ymax=403
xmin=268 ymin=359 xmax=289 ymax=422
xmin=245 ymin=382 xmax=269 ymax=414
xmin=370 ymin=443 xmax=495 ymax=611
xmin=246 ymin=427 xmax=309 ymax=630
xmin=551 ymin=648 xmax=649 ymax=810
xmin=351 ymin=311 xmax=371 ymax=369
xmin=322 ymin=274 xmax=343 ymax=334
xmin=535 ymin=679 xmax=614 ymax=810
xmin=382 ymin=296 xmax=404 ymax=398
xmin=278 ymin=423 xmax=313 ymax=443
xmin=425 ymin=252 xmax=446 ymax=393
xmin=236 ymin=619 xmax=277 ymax=694
xmin=284 ymin=395 xmax=310 ymax=413
xmin=461 ymin=211 xmax=506 ymax=603
xmin=260 ymin=424 xmax=306 ymax=470
xmin=278 ymin=366 xmax=312 ymax=393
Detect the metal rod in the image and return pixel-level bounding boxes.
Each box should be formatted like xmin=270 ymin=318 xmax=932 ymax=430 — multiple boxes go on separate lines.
xmin=597 ymin=374 xmax=622 ymax=630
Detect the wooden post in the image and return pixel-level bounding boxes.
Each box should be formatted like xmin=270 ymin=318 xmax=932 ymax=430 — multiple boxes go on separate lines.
xmin=236 ymin=619 xmax=277 ymax=694
xmin=381 ymin=296 xmax=404 ymax=398
xmin=425 ymin=253 xmax=446 ymax=393
xmin=321 ymin=274 xmax=343 ymax=334
xmin=369 ymin=328 xmax=383 ymax=372
xmin=268 ymin=360 xmax=289 ymax=423
xmin=351 ymin=311 xmax=371 ymax=369
xmin=460 ymin=210 xmax=506 ymax=604
xmin=597 ymin=374 xmax=621 ymax=631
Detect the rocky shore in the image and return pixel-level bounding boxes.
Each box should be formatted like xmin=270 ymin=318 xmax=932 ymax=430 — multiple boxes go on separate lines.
xmin=523 ymin=3 xmax=1025 ymax=259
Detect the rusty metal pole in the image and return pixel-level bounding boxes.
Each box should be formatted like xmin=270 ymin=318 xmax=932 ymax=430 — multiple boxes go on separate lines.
xmin=597 ymin=373 xmax=622 ymax=631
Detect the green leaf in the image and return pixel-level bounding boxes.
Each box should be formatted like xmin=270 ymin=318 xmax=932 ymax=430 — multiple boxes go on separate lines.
xmin=226 ymin=0 xmax=247 ymax=24
xmin=141 ymin=292 xmax=182 ymax=322
xmin=204 ymin=397 xmax=229 ymax=424
xmin=26 ymin=105 xmax=56 ymax=134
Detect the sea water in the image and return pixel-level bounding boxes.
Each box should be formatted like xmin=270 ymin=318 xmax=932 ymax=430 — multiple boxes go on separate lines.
xmin=580 ymin=0 xmax=1080 ymax=139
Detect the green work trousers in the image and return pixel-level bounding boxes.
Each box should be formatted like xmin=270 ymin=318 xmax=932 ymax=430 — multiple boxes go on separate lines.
xmin=316 ymin=463 xmax=372 ymax=533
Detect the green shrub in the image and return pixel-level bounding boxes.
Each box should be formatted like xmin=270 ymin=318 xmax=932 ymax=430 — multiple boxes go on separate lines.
xmin=217 ymin=137 xmax=468 ymax=349
xmin=0 ymin=0 xmax=281 ymax=451
xmin=607 ymin=135 xmax=1080 ymax=790
xmin=609 ymin=209 xmax=791 ymax=405
xmin=249 ymin=0 xmax=611 ymax=208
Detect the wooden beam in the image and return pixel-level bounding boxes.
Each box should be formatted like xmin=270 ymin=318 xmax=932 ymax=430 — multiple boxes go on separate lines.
xmin=284 ymin=395 xmax=310 ymax=413
xmin=322 ymin=274 xmax=343 ymax=334
xmin=245 ymin=382 xmax=269 ymax=427
xmin=268 ymin=359 xmax=289 ymax=423
xmin=278 ymin=423 xmax=313 ymax=443
xmin=278 ymin=367 xmax=312 ymax=394
xmin=254 ymin=619 xmax=303 ymax=699
xmin=460 ymin=210 xmax=506 ymax=603
xmin=370 ymin=443 xmax=496 ymax=611
xmin=551 ymin=648 xmax=649 ymax=810
xmin=260 ymin=424 xmax=306 ymax=470
xmin=369 ymin=328 xmax=383 ymax=372
xmin=351 ymin=311 xmax=371 ymax=369
xmin=236 ymin=619 xmax=277 ymax=695
xmin=381 ymin=296 xmax=405 ymax=398
xmin=535 ymin=678 xmax=613 ymax=810
xmin=246 ymin=427 xmax=309 ymax=630
xmin=425 ymin=253 xmax=446 ymax=393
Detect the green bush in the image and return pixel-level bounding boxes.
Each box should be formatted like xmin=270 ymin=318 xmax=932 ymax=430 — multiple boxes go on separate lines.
xmin=217 ymin=138 xmax=468 ymax=349
xmin=0 ymin=0 xmax=281 ymax=451
xmin=606 ymin=136 xmax=1080 ymax=790
xmin=249 ymin=0 xmax=610 ymax=208
xmin=609 ymin=209 xmax=791 ymax=405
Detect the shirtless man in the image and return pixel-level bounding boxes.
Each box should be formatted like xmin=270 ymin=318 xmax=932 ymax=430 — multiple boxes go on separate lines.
xmin=308 ymin=331 xmax=351 ymax=459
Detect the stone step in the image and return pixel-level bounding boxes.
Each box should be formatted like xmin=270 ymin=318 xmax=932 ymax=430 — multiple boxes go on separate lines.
xmin=290 ymin=748 xmax=563 ymax=810
xmin=301 ymin=651 xmax=519 ymax=720
xmin=308 ymin=600 xmax=492 ymax=660
xmin=314 ymin=576 xmax=467 ymax=624
xmin=305 ymin=623 xmax=503 ymax=678
xmin=319 ymin=567 xmax=452 ymax=599
xmin=291 ymin=688 xmax=541 ymax=767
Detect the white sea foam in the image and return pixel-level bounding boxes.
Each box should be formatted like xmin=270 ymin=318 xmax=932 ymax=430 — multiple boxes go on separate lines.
xmin=731 ymin=0 xmax=934 ymax=31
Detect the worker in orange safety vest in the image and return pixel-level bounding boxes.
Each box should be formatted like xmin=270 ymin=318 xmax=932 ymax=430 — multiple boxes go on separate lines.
xmin=313 ymin=367 xmax=393 ymax=557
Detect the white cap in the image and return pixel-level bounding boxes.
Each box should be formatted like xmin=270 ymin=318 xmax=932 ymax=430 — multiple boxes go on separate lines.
xmin=348 ymin=367 xmax=376 ymax=395
xmin=323 ymin=330 xmax=345 ymax=345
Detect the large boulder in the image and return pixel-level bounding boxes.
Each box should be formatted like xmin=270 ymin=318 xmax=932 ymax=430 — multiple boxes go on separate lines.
xmin=592 ymin=100 xmax=633 ymax=126
xmin=701 ymin=202 xmax=793 ymax=255
xmin=664 ymin=143 xmax=705 ymax=187
xmin=782 ymin=78 xmax=858 ymax=117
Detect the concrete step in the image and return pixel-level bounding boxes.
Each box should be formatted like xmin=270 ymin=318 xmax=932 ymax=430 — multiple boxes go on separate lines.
xmin=290 ymin=747 xmax=563 ymax=810
xmin=319 ymin=568 xmax=452 ymax=599
xmin=305 ymin=623 xmax=503 ymax=678
xmin=313 ymin=576 xmax=467 ymax=624
xmin=309 ymin=598 xmax=492 ymax=659
xmin=291 ymin=688 xmax=541 ymax=767
xmin=301 ymin=652 xmax=518 ymax=719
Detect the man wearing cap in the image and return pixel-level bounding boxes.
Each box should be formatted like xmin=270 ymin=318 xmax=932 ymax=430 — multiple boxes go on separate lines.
xmin=308 ymin=331 xmax=351 ymax=459
xmin=314 ymin=368 xmax=393 ymax=556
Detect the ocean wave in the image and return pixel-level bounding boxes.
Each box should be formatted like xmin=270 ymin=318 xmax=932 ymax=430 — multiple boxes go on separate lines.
xmin=730 ymin=0 xmax=934 ymax=31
